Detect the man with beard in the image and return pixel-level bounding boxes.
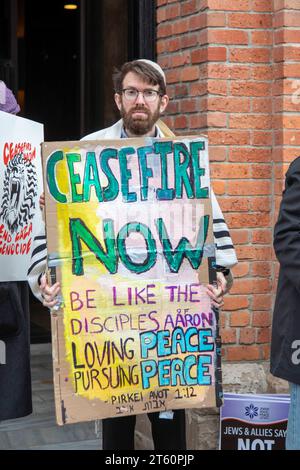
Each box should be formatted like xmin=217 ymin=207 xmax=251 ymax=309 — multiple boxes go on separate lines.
xmin=83 ymin=59 xmax=169 ymax=140
xmin=29 ymin=59 xmax=237 ymax=450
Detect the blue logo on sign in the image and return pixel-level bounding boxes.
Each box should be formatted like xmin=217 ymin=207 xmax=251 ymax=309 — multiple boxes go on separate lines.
xmin=245 ymin=403 xmax=259 ymax=419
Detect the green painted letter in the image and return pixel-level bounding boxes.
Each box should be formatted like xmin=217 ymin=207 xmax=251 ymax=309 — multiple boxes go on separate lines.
xmin=83 ymin=152 xmax=103 ymax=202
xmin=117 ymin=222 xmax=157 ymax=273
xmin=156 ymin=215 xmax=209 ymax=272
xmin=69 ymin=218 xmax=117 ymax=275
xmin=46 ymin=150 xmax=67 ymax=203
xmin=67 ymin=153 xmax=83 ymax=203
xmin=190 ymin=141 xmax=208 ymax=199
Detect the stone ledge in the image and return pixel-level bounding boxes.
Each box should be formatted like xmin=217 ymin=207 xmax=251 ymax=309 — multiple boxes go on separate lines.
xmin=30 ymin=343 xmax=52 ymax=356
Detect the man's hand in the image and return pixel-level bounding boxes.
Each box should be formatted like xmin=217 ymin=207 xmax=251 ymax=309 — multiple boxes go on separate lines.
xmin=39 ymin=192 xmax=45 ymax=210
xmin=206 ymin=272 xmax=227 ymax=309
xmin=40 ymin=273 xmax=60 ymax=309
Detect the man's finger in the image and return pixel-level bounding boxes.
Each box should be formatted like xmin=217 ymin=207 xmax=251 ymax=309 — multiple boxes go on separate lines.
xmin=42 ymin=282 xmax=60 ymax=296
xmin=43 ymin=298 xmax=59 ymax=309
xmin=206 ymin=285 xmax=222 ymax=298
xmin=43 ymin=291 xmax=57 ymax=302
xmin=40 ymin=273 xmax=47 ymax=289
xmin=39 ymin=192 xmax=45 ymax=208
xmin=206 ymin=283 xmax=222 ymax=293
xmin=211 ymin=301 xmax=224 ymax=308
xmin=216 ymin=272 xmax=227 ymax=293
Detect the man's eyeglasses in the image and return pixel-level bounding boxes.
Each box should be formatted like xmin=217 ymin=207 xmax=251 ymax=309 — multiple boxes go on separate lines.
xmin=121 ymin=88 xmax=162 ymax=103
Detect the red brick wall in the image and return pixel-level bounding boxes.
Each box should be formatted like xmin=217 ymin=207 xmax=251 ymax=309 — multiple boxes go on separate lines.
xmin=273 ymin=0 xmax=300 ymax=312
xmin=156 ymin=0 xmax=300 ymax=361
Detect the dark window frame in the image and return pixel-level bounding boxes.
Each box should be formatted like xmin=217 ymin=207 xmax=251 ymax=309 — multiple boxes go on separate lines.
xmin=128 ymin=0 xmax=156 ymax=61
xmin=0 ymin=0 xmax=18 ymax=92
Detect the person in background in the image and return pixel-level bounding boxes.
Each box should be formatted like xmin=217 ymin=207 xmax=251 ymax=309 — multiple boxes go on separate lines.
xmin=0 ymin=80 xmax=32 ymax=420
xmin=0 ymin=81 xmax=20 ymax=114
xmin=271 ymin=156 xmax=300 ymax=450
xmin=28 ymin=60 xmax=238 ymax=449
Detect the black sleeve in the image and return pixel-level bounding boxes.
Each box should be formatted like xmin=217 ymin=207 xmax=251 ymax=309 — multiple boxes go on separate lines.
xmin=274 ymin=156 xmax=300 ymax=290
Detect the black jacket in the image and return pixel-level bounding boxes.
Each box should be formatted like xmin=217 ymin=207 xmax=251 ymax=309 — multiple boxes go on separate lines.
xmin=271 ymin=156 xmax=300 ymax=385
xmin=0 ymin=281 xmax=32 ymax=420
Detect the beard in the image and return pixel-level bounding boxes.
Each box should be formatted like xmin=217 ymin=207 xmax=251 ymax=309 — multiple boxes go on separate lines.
xmin=121 ymin=104 xmax=161 ymax=136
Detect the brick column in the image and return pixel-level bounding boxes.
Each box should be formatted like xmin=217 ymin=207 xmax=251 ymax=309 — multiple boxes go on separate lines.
xmin=273 ymin=0 xmax=300 ymax=297
xmin=156 ymin=0 xmax=274 ymax=361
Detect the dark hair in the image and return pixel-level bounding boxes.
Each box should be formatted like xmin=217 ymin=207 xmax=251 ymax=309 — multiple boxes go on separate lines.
xmin=113 ymin=60 xmax=166 ymax=95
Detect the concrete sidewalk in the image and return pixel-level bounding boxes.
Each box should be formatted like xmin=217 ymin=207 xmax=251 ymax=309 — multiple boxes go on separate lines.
xmin=0 ymin=344 xmax=101 ymax=450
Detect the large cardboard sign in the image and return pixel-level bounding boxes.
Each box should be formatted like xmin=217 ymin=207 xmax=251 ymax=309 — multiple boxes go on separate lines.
xmin=42 ymin=136 xmax=222 ymax=424
xmin=0 ymin=111 xmax=44 ymax=281
xmin=220 ymin=393 xmax=290 ymax=450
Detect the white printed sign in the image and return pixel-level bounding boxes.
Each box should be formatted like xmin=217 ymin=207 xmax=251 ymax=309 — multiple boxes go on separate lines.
xmin=0 ymin=110 xmax=44 ymax=280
